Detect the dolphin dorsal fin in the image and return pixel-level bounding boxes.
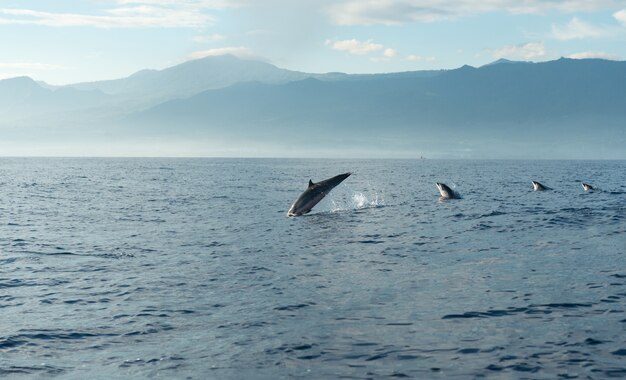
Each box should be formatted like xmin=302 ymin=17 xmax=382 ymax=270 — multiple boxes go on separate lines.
xmin=308 ymin=179 xmax=314 ymax=188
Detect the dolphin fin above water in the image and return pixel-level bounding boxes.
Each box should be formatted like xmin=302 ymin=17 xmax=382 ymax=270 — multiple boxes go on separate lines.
xmin=582 ymin=182 xmax=594 ymax=191
xmin=288 ymin=172 xmax=352 ymax=216
xmin=436 ymin=182 xmax=459 ymax=199
xmin=532 ymin=181 xmax=550 ymax=191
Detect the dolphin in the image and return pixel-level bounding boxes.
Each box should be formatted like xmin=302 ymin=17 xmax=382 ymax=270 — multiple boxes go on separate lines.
xmin=582 ymin=183 xmax=594 ymax=191
xmin=436 ymin=182 xmax=458 ymax=199
xmin=287 ymin=172 xmax=352 ymax=216
xmin=532 ymin=181 xmax=550 ymax=191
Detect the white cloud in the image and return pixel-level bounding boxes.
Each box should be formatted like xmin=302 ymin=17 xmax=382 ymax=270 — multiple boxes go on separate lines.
xmin=0 ymin=1 xmax=226 ymax=28
xmin=406 ymin=54 xmax=435 ymax=62
xmin=567 ymin=51 xmax=620 ymax=60
xmin=383 ymin=48 xmax=398 ymax=58
xmin=326 ymin=39 xmax=384 ymax=55
xmin=326 ymin=39 xmax=402 ymax=62
xmin=614 ymin=9 xmax=626 ymax=25
xmin=328 ymin=0 xmax=624 ymax=25
xmin=492 ymin=42 xmax=546 ymax=60
xmin=188 ymin=46 xmax=255 ymax=60
xmin=551 ymin=17 xmax=611 ymax=40
xmin=114 ymin=0 xmax=232 ymax=6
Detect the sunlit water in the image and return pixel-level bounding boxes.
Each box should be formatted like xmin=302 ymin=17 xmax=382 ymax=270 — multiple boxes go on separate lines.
xmin=1 ymin=158 xmax=625 ymax=379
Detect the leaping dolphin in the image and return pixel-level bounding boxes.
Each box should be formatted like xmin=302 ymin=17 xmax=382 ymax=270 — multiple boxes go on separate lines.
xmin=532 ymin=181 xmax=550 ymax=191
xmin=287 ymin=172 xmax=352 ymax=216
xmin=582 ymin=183 xmax=594 ymax=191
xmin=436 ymin=182 xmax=459 ymax=199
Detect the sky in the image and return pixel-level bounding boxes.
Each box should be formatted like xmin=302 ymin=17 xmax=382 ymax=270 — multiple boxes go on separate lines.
xmin=1 ymin=0 xmax=626 ymax=85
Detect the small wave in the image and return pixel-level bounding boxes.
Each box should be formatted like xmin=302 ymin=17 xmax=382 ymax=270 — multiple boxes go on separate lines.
xmin=274 ymin=302 xmax=315 ymax=311
xmin=479 ymin=210 xmax=507 ymax=218
xmin=119 ymin=355 xmax=185 ymax=370
xmin=0 ymin=329 xmax=118 ymax=351
xmin=24 ymin=250 xmax=78 ymax=256
xmin=442 ymin=303 xmax=593 ymax=319
xmin=0 ymin=365 xmax=66 ymax=376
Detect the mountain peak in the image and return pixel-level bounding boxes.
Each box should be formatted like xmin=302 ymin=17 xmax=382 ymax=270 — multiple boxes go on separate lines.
xmin=68 ymin=53 xmax=309 ymax=101
xmin=0 ymin=76 xmax=44 ymax=93
xmin=483 ymin=58 xmax=527 ymax=67
xmin=0 ymin=75 xmax=38 ymax=85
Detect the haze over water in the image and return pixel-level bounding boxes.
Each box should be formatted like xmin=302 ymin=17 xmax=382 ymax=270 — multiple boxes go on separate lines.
xmin=1 ymin=158 xmax=625 ymax=378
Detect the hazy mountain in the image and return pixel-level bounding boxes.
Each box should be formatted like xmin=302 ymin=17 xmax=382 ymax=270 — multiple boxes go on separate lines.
xmin=68 ymin=55 xmax=314 ymax=103
xmin=128 ymin=58 xmax=626 ymax=157
xmin=137 ymin=57 xmax=626 ymax=127
xmin=1 ymin=56 xmax=625 ymax=158
xmin=0 ymin=76 xmax=108 ymax=121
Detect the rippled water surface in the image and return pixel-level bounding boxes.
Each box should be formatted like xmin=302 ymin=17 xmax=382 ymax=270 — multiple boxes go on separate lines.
xmin=1 ymin=158 xmax=625 ymax=379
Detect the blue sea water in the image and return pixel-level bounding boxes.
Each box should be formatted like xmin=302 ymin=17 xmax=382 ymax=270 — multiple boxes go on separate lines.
xmin=0 ymin=158 xmax=625 ymax=379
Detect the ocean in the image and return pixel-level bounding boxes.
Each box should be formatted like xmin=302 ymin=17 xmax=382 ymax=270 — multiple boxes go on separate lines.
xmin=1 ymin=158 xmax=625 ymax=379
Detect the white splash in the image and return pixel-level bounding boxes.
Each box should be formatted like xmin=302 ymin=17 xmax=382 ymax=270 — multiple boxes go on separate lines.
xmin=330 ymin=191 xmax=384 ymax=212
xmin=353 ymin=192 xmax=368 ymax=208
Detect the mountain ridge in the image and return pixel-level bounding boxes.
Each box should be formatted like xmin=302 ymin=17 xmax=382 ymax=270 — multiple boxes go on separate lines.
xmin=1 ymin=55 xmax=624 ymax=158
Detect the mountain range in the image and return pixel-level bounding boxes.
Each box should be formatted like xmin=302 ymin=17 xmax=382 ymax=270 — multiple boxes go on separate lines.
xmin=1 ymin=55 xmax=624 ymax=158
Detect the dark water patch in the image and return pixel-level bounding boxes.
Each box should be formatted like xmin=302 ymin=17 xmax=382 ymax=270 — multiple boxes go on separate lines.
xmin=0 ymin=278 xmax=70 ymax=289
xmin=1 ymin=329 xmax=119 ymax=350
xmin=472 ymin=222 xmax=494 ymax=230
xmin=396 ymin=354 xmax=421 ymax=360
xmin=23 ymin=250 xmax=78 ymax=256
xmin=442 ymin=307 xmax=529 ymax=319
xmin=11 ymin=238 xmax=27 ymax=246
xmin=0 ymin=337 xmax=28 ymax=349
xmin=0 ymin=257 xmax=19 ymax=265
xmin=443 ymin=303 xmax=594 ymax=319
xmin=19 ymin=331 xmax=111 ymax=340
xmin=98 ymin=250 xmax=136 ymax=259
xmin=584 ymin=338 xmax=607 ymax=345
xmin=0 ymin=279 xmax=32 ymax=289
xmin=274 ymin=303 xmax=315 ymax=311
xmin=351 ymin=342 xmax=378 ymax=347
xmin=499 ymin=355 xmax=518 ymax=362
xmin=358 ymin=239 xmax=385 ymax=244
xmin=365 ymin=352 xmax=391 ymax=361
xmin=602 ymin=369 xmax=626 ymax=377
xmin=478 ymin=210 xmax=507 ymax=218
xmin=265 ymin=343 xmax=322 ymax=359
xmin=0 ymin=365 xmax=66 ymax=376
xmin=218 ymin=321 xmax=275 ymax=330
xmin=534 ymin=303 xmax=593 ymax=309
xmin=458 ymin=348 xmax=480 ymax=354
xmin=202 ymin=241 xmax=225 ymax=247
